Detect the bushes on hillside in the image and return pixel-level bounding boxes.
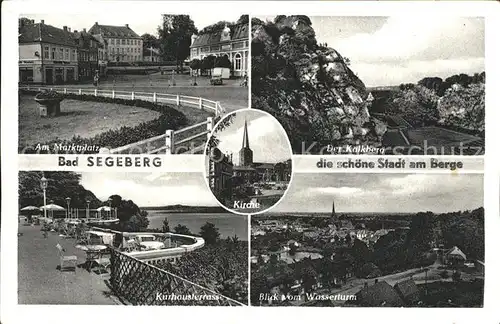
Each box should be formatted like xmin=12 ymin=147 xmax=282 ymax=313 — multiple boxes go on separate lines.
xmin=437 ymin=83 xmax=485 ymax=132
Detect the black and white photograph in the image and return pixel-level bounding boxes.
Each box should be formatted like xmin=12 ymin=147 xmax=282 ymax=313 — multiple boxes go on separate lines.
xmin=251 ymin=173 xmax=484 ymax=307
xmin=251 ymin=16 xmax=485 ymax=155
xmin=205 ymin=109 xmax=292 ymax=214
xmin=18 ymin=13 xmax=249 ymax=154
xmin=18 ymin=171 xmax=248 ymax=305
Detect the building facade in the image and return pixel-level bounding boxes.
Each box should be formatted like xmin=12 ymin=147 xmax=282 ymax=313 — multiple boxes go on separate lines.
xmin=143 ymin=47 xmax=161 ymax=62
xmin=190 ymin=23 xmax=249 ymax=77
xmin=207 ymin=147 xmax=233 ymax=203
xmin=19 ymin=20 xmax=79 ymax=84
xmin=72 ymin=30 xmax=102 ymax=80
xmin=233 ymin=120 xmax=292 ymax=183
xmin=89 ymin=22 xmax=143 ymax=63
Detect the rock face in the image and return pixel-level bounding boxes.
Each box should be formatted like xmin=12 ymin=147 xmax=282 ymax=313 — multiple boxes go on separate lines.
xmin=252 ymin=16 xmax=386 ymax=152
xmin=437 ymin=83 xmax=485 ymax=132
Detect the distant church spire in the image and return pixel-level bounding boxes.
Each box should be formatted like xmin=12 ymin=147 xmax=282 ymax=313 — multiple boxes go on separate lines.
xmin=239 ymin=119 xmax=253 ymax=167
xmin=242 ymin=119 xmax=250 ymax=149
xmin=331 ymin=198 xmax=339 ymax=225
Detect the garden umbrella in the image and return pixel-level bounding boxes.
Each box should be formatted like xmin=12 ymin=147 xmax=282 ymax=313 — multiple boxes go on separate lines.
xmin=96 ymin=206 xmax=111 ymax=211
xmin=40 ymin=203 xmax=65 ymax=211
xmin=20 ymin=206 xmax=40 ymax=211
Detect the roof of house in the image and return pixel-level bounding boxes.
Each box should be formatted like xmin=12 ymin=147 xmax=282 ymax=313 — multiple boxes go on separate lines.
xmin=19 ymin=23 xmax=76 ymax=47
xmin=446 ymin=246 xmax=467 ymax=260
xmin=72 ymin=31 xmax=103 ymax=48
xmin=191 ymin=23 xmax=248 ymax=48
xmin=88 ymin=23 xmax=140 ymax=38
xmin=394 ymin=279 xmax=419 ymax=301
xmin=355 ymin=281 xmax=405 ymax=307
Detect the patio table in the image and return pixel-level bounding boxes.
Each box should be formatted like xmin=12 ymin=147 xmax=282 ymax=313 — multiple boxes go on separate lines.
xmin=75 ymin=244 xmax=108 ymax=271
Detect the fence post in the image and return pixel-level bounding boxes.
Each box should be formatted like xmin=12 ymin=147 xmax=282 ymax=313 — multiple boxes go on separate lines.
xmin=78 ymin=89 xmax=82 ymax=95
xmin=199 ymin=97 xmax=203 ymax=110
xmin=153 ymin=92 xmax=157 ymax=103
xmin=176 ymin=95 xmax=180 ymax=106
xmin=206 ymin=117 xmax=213 ymax=140
xmin=38 ymin=87 xmax=41 ymax=91
xmin=165 ymin=130 xmax=174 ymax=154
xmin=112 ymin=90 xmax=115 ymax=99
xmin=94 ymin=89 xmax=97 ymax=96
xmin=131 ymin=92 xmax=135 ymax=100
xmin=50 ymin=87 xmax=53 ymax=91
xmin=99 ymin=147 xmax=111 ymax=154
xmin=64 ymin=88 xmax=67 ymax=94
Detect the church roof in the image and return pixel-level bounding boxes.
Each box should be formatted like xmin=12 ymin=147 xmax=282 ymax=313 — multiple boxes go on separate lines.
xmin=191 ymin=23 xmax=248 ymax=47
xmin=88 ymin=23 xmax=140 ymax=38
xmin=19 ymin=22 xmax=77 ymax=47
xmin=242 ymin=119 xmax=250 ymax=149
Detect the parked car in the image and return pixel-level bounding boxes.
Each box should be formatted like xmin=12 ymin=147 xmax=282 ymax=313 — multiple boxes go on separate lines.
xmin=210 ymin=73 xmax=223 ymax=85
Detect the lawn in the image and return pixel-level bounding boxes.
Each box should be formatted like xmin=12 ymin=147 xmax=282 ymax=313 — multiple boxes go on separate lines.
xmin=19 ymin=94 xmax=214 ymax=150
xmin=406 ymin=126 xmax=481 ymax=146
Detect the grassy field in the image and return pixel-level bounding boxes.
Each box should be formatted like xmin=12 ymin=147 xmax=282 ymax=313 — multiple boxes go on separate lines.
xmin=19 ymin=94 xmax=213 ymax=149
xmin=19 ymin=95 xmax=160 ymax=147
xmin=406 ymin=126 xmax=480 ymax=146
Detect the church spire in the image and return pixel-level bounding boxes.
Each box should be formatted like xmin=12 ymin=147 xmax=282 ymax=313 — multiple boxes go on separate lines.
xmin=242 ymin=119 xmax=250 ymax=149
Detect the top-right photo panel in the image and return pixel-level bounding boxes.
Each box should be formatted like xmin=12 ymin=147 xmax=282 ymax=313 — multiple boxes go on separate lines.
xmin=251 ymin=16 xmax=485 ymax=155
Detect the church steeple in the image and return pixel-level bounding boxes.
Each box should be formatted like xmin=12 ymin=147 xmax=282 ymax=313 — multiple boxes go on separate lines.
xmin=239 ymin=119 xmax=253 ymax=167
xmin=242 ymin=119 xmax=250 ymax=149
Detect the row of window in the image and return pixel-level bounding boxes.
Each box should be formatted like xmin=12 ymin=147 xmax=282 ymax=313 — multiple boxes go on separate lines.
xmin=193 ymin=41 xmax=248 ymax=55
xmin=43 ymin=46 xmax=77 ymax=61
xmin=110 ymin=54 xmax=142 ymax=61
xmin=108 ymin=38 xmax=142 ymax=46
xmin=109 ymin=47 xmax=141 ymax=54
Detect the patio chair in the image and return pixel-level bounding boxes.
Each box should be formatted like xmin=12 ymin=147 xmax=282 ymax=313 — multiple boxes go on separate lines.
xmin=56 ymin=243 xmax=77 ymax=271
xmin=94 ymin=250 xmax=111 ymax=277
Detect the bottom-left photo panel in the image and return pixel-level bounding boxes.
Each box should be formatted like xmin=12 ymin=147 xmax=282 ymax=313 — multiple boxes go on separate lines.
xmin=18 ymin=171 xmax=248 ymax=306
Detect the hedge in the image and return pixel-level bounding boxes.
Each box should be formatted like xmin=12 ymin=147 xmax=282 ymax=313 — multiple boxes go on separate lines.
xmin=19 ymin=90 xmax=188 ymax=154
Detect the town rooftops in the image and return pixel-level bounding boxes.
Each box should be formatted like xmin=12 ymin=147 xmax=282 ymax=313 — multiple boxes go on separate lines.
xmin=89 ymin=22 xmax=140 ymax=38
xmin=191 ymin=23 xmax=248 ymax=48
xmin=19 ymin=21 xmax=77 ymax=47
xmin=445 ymin=246 xmax=467 ymax=260
xmin=355 ymin=281 xmax=404 ymax=307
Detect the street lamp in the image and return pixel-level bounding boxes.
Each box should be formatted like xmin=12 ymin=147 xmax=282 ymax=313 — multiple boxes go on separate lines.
xmin=108 ymin=198 xmax=112 ymax=220
xmin=86 ymin=199 xmax=90 ymax=220
xmin=66 ymin=197 xmax=71 ymax=219
xmin=40 ymin=174 xmax=48 ymax=220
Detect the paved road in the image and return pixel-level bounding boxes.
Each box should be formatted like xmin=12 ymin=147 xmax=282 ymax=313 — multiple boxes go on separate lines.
xmin=18 ymin=225 xmax=116 ymax=305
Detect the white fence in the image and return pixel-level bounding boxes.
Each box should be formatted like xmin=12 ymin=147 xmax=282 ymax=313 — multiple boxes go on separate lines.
xmin=20 ymin=85 xmax=224 ymax=115
xmin=20 ymin=86 xmax=221 ymax=154
xmin=99 ymin=117 xmax=213 ymax=154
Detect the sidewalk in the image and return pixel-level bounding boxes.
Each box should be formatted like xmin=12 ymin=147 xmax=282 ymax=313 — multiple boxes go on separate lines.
xmin=18 ymin=225 xmax=117 ymax=305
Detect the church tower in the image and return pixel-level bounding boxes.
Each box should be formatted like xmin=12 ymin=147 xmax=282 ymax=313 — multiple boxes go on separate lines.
xmin=239 ymin=120 xmax=253 ymax=167
xmin=331 ymin=199 xmax=338 ymax=223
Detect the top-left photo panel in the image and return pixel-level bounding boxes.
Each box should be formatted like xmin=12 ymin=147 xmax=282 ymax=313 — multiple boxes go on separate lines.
xmin=18 ymin=14 xmax=249 ymax=154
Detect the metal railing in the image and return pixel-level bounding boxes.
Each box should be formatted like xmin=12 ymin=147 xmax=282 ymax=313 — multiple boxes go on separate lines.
xmin=20 ymin=85 xmax=224 ymax=115
xmin=109 ymin=249 xmax=244 ymax=306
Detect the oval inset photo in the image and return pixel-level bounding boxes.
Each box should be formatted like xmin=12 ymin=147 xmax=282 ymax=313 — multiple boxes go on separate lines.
xmin=205 ymin=109 xmax=293 ymax=215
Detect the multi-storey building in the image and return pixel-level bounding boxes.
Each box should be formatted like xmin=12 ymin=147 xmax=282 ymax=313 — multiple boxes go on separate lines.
xmin=89 ymin=22 xmax=143 ymax=63
xmin=19 ymin=20 xmax=79 ymax=84
xmin=72 ymin=29 xmax=102 ymax=80
xmin=190 ymin=23 xmax=249 ymax=77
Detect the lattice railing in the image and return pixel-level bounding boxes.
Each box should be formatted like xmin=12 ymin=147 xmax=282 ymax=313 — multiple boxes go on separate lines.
xmin=109 ymin=249 xmax=244 ymax=306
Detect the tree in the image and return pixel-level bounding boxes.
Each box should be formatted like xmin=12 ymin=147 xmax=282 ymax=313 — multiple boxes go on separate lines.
xmin=198 ymin=21 xmax=234 ymax=35
xmin=19 ymin=17 xmax=33 ymax=33
xmin=215 ymin=55 xmax=231 ymax=69
xmin=199 ymin=222 xmax=221 ymax=245
xmin=158 ymin=15 xmax=198 ymax=70
xmin=141 ymin=33 xmax=158 ymax=49
xmin=174 ymin=224 xmax=192 ymax=235
xmin=161 ymin=217 xmax=170 ymax=233
xmin=237 ymin=15 xmax=249 ymax=25
xmin=189 ymin=59 xmax=202 ymax=85
xmin=201 ymin=55 xmax=216 ymax=76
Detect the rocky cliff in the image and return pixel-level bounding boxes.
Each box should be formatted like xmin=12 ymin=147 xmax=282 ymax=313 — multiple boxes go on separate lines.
xmin=252 ymin=16 xmax=386 ymax=153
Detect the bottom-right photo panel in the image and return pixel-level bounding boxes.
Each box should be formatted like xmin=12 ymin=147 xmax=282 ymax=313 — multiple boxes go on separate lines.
xmin=250 ymin=173 xmax=484 ymax=307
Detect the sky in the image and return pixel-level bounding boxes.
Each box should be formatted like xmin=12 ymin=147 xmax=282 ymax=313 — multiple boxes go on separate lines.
xmin=81 ymin=172 xmax=217 ymax=208
xmin=258 ymin=16 xmax=485 ymax=87
xmin=21 ymin=13 xmax=244 ymax=36
xmin=214 ymin=110 xmax=292 ymax=165
xmin=272 ymin=173 xmax=483 ymax=214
